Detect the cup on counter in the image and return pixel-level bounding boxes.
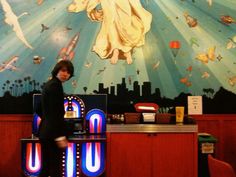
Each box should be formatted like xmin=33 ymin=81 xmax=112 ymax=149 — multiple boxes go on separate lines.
xmin=175 ymin=106 xmax=185 ymax=123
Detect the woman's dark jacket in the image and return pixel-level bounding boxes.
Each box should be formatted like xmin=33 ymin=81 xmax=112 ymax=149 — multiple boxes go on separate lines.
xmin=39 ymin=77 xmax=67 ymax=139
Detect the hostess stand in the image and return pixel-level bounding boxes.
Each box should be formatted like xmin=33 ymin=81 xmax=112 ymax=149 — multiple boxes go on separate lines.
xmin=21 ymin=94 xmax=107 ymax=177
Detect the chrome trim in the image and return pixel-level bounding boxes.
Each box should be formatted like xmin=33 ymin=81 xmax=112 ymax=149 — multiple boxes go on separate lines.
xmin=107 ymin=124 xmax=198 ymax=133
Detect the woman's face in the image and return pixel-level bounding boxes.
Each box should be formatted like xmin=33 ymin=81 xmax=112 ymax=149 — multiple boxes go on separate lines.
xmin=56 ymin=67 xmax=71 ymax=82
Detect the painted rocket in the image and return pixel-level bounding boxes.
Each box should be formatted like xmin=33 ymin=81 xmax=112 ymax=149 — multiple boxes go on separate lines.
xmin=57 ymin=32 xmax=80 ymax=61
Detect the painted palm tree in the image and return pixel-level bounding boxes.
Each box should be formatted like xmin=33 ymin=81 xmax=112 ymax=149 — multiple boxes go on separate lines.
xmin=15 ymin=85 xmax=19 ymax=96
xmin=9 ymin=86 xmax=13 ymax=95
xmin=29 ymin=81 xmax=32 ymax=92
xmin=2 ymin=83 xmax=6 ymax=93
xmin=14 ymin=80 xmax=18 ymax=96
xmin=32 ymin=80 xmax=36 ymax=91
xmin=23 ymin=77 xmax=28 ymax=93
xmin=5 ymin=80 xmax=10 ymax=91
xmin=36 ymin=82 xmax=40 ymax=91
xmin=203 ymin=88 xmax=215 ymax=98
xmin=27 ymin=76 xmax=31 ymax=92
xmin=40 ymin=82 xmax=46 ymax=90
xmin=11 ymin=84 xmax=15 ymax=96
xmin=18 ymin=79 xmax=22 ymax=96
xmin=20 ymin=84 xmax=23 ymax=96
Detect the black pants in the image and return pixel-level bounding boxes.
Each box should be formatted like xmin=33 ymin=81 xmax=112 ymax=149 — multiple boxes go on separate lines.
xmin=39 ymin=139 xmax=63 ymax=177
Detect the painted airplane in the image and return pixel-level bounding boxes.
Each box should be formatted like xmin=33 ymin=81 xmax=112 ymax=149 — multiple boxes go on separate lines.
xmin=57 ymin=32 xmax=80 ymax=61
xmin=0 ymin=56 xmax=19 ymax=72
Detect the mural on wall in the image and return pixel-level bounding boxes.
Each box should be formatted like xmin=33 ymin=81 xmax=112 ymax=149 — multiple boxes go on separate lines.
xmin=0 ymin=0 xmax=236 ymax=114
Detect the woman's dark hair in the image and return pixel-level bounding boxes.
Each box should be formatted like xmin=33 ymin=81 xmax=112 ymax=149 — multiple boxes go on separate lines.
xmin=51 ymin=60 xmax=74 ymax=79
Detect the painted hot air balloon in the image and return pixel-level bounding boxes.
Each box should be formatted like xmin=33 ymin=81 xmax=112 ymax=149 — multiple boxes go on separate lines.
xmin=169 ymin=40 xmax=181 ymax=57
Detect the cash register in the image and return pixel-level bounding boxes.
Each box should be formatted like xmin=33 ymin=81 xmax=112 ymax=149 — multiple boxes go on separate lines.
xmin=134 ymin=102 xmax=159 ymax=123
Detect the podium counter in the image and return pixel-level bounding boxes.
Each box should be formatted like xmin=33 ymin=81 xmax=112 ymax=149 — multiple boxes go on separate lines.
xmin=106 ymin=124 xmax=198 ymax=177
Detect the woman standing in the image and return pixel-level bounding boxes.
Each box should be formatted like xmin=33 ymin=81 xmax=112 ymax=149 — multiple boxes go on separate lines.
xmin=39 ymin=60 xmax=74 ymax=177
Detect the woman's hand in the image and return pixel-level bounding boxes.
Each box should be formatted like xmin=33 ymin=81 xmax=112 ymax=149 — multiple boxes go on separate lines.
xmin=56 ymin=138 xmax=68 ymax=149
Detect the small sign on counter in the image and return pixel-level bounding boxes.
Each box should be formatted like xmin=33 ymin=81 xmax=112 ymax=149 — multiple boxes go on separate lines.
xmin=142 ymin=113 xmax=156 ymax=123
xmin=201 ymin=143 xmax=214 ymax=153
xmin=188 ymin=96 xmax=203 ymax=115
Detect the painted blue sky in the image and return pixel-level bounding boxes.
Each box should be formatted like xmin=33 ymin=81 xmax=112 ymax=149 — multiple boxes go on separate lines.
xmin=0 ymin=0 xmax=236 ymax=98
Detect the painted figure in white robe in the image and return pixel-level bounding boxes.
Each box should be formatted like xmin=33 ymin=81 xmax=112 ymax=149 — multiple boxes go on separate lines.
xmin=68 ymin=0 xmax=152 ymax=64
